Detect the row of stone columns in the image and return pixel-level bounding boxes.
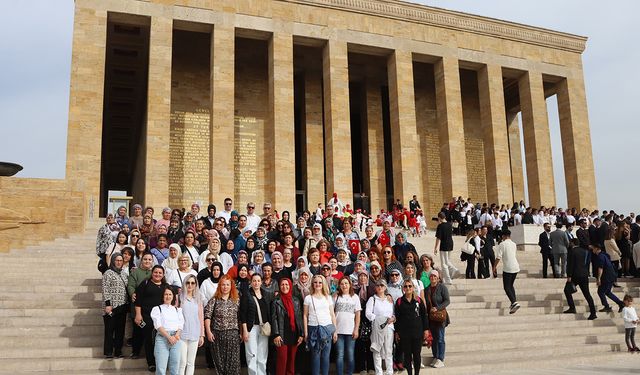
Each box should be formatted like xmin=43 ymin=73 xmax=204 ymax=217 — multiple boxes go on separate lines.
xmin=128 ymin=18 xmax=598 ymax=214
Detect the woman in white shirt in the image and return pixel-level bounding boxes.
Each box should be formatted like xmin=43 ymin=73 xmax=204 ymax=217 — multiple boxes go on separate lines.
xmin=151 ymin=286 xmax=184 ymax=375
xmin=167 ymin=254 xmax=197 ymax=289
xmin=304 ymin=275 xmax=338 ymax=375
xmin=366 ymin=279 xmax=395 ymax=375
xmin=333 ymin=277 xmax=361 ymax=375
xmin=179 ymin=275 xmax=204 ymax=375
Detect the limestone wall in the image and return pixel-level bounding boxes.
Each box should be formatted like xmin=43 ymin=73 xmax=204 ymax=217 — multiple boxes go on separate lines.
xmin=0 ymin=177 xmax=86 ymax=252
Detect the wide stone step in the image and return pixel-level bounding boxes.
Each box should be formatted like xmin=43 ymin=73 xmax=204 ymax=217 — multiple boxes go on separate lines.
xmin=0 ymin=347 xmax=100 ymax=359
xmin=0 ymin=315 xmax=100 ymax=328
xmin=447 ymin=317 xmax=615 ymax=333
xmin=0 ymin=299 xmax=99 ymax=309
xmin=0 ymin=285 xmax=102 ymax=294
xmin=471 ymin=348 xmax=631 ymax=373
xmin=0 ymin=325 xmax=103 ymax=338
xmin=1 ymin=335 xmax=104 ymax=349
xmin=440 ymin=340 xmax=620 ymax=364
xmin=0 ymin=292 xmax=101 ymax=301
xmin=446 ymin=332 xmax=621 ymax=351
xmin=0 ymin=308 xmax=100 ymax=318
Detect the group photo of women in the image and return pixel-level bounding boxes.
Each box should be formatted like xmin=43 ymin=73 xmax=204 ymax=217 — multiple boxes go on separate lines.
xmin=97 ymin=201 xmax=448 ymax=374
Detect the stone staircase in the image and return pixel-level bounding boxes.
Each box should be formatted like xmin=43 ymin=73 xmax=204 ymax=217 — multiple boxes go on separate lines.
xmin=0 ymin=224 xmax=638 ymax=374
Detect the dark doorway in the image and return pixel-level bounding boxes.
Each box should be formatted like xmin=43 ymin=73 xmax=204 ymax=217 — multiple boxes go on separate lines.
xmin=381 ymin=85 xmax=394 ymax=210
xmin=99 ymin=17 xmax=150 ymax=216
xmin=349 ymin=82 xmax=366 ymax=210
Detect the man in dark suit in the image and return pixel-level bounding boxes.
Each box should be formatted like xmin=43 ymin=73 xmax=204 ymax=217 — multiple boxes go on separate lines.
xmin=538 ymin=223 xmax=554 ymax=278
xmin=564 ymin=239 xmax=597 ymax=320
xmin=576 ymin=219 xmax=591 ymax=249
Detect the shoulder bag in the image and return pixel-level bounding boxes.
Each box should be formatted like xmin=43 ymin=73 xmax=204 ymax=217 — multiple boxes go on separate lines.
xmin=253 ymin=296 xmax=271 ymax=336
xmin=427 ymin=287 xmax=447 ymax=323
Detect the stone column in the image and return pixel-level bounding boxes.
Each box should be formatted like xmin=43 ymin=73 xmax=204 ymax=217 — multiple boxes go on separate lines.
xmin=269 ymin=32 xmax=296 ymax=214
xmin=387 ymin=50 xmax=421 ymax=207
xmin=507 ymin=112 xmax=526 ymax=203
xmin=65 ymin=6 xmax=107 ymax=218
xmin=322 ymin=40 xmax=353 ymax=206
xmin=435 ymin=56 xmax=467 ymax=200
xmin=364 ymin=79 xmax=386 ymax=214
xmin=518 ymin=71 xmax=555 ymax=207
xmin=478 ymin=65 xmax=513 ymax=205
xmin=556 ymin=76 xmax=598 ymax=210
xmin=210 ymin=24 xmax=235 ymax=204
xmin=144 ymin=17 xmax=173 ymax=212
xmin=304 ymin=71 xmax=326 ymax=210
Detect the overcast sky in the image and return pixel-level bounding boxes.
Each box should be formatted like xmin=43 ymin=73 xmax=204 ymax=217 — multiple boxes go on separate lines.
xmin=0 ymin=1 xmax=637 ymax=214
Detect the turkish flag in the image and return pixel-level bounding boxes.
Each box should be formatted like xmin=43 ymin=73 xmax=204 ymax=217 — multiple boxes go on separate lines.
xmin=378 ymin=232 xmax=390 ymax=247
xmin=348 ymin=240 xmax=360 ymax=255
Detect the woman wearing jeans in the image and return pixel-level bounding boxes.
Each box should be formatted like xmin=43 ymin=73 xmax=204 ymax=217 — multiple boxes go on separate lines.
xmin=426 ymin=270 xmax=450 ymax=369
xmin=303 ymin=275 xmax=338 ymax=375
xmin=151 ymin=286 xmax=184 ymax=375
xmin=179 ymin=275 xmax=204 ymax=375
xmin=333 ymin=277 xmax=361 ymax=375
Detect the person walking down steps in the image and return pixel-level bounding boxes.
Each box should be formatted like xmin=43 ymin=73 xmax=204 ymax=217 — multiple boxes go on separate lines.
xmin=493 ymin=229 xmax=520 ymax=314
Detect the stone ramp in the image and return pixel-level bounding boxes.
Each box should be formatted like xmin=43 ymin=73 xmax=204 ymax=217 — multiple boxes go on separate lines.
xmin=0 ymin=226 xmax=638 ymax=373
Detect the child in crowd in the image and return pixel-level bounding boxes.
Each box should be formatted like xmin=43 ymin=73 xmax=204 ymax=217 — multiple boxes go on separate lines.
xmin=622 ymin=294 xmax=639 ymax=352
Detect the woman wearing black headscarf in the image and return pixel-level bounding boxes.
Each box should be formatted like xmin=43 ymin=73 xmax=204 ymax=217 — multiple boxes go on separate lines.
xmin=200 ymin=261 xmax=223 ymax=370
xmin=235 ymin=264 xmax=251 ymax=296
xmin=101 ymin=253 xmax=129 ymax=359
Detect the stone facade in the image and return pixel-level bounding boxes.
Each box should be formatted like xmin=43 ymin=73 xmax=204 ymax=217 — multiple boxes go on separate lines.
xmin=0 ymin=0 xmax=600 ymax=250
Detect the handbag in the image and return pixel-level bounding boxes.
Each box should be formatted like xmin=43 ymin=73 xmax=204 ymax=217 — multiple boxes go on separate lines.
xmin=427 ymin=287 xmax=447 ymax=323
xmin=253 ymin=296 xmax=271 ymax=336
xmin=461 ymin=240 xmax=475 ymax=255
xmin=97 ymin=254 xmax=108 ymax=274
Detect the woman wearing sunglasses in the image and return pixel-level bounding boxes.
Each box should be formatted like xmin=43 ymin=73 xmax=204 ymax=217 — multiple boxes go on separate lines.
xmin=179 ymin=275 xmax=204 ymax=375
xmin=394 ymin=279 xmax=429 ymax=375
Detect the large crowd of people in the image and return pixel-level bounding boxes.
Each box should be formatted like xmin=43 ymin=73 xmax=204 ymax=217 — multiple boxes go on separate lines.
xmin=96 ymin=195 xmax=640 ymax=374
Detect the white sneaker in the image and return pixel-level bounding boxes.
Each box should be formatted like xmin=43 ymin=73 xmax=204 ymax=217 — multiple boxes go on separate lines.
xmin=430 ymin=358 xmax=438 ymax=367
xmin=433 ymin=359 xmax=445 ymax=368
xmin=509 ymin=302 xmax=521 ymax=314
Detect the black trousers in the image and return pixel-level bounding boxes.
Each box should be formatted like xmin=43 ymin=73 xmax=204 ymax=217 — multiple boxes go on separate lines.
xmin=481 ymin=251 xmax=496 ymax=278
xmin=132 ymin=312 xmax=155 ymax=366
xmin=464 ymin=254 xmax=476 ymax=279
xmin=502 ymin=272 xmax=518 ymax=304
xmin=354 ymin=337 xmax=374 ymax=372
xmin=541 ymin=252 xmax=554 ymax=278
xmin=564 ymin=278 xmax=596 ymax=314
xmin=103 ymin=306 xmax=127 ymax=356
xmin=400 ymin=336 xmax=422 ymax=375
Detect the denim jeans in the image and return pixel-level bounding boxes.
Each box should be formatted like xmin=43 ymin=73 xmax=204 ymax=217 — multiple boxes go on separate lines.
xmin=334 ymin=334 xmax=355 ymax=375
xmin=154 ymin=331 xmax=183 ymax=375
xmin=310 ymin=325 xmax=334 ymax=375
xmin=430 ymin=325 xmax=445 ymax=361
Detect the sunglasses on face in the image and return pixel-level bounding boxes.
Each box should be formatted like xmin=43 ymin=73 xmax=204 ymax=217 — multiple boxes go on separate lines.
xmin=384 ymin=251 xmax=392 ymax=254
xmin=206 ymin=258 xmax=214 ymax=262
xmin=131 ymin=234 xmax=140 ymax=237
xmin=403 ymin=285 xmax=413 ymax=289
xmin=186 ymin=281 xmax=196 ymax=285
xmin=313 ymin=281 xmax=323 ymax=284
